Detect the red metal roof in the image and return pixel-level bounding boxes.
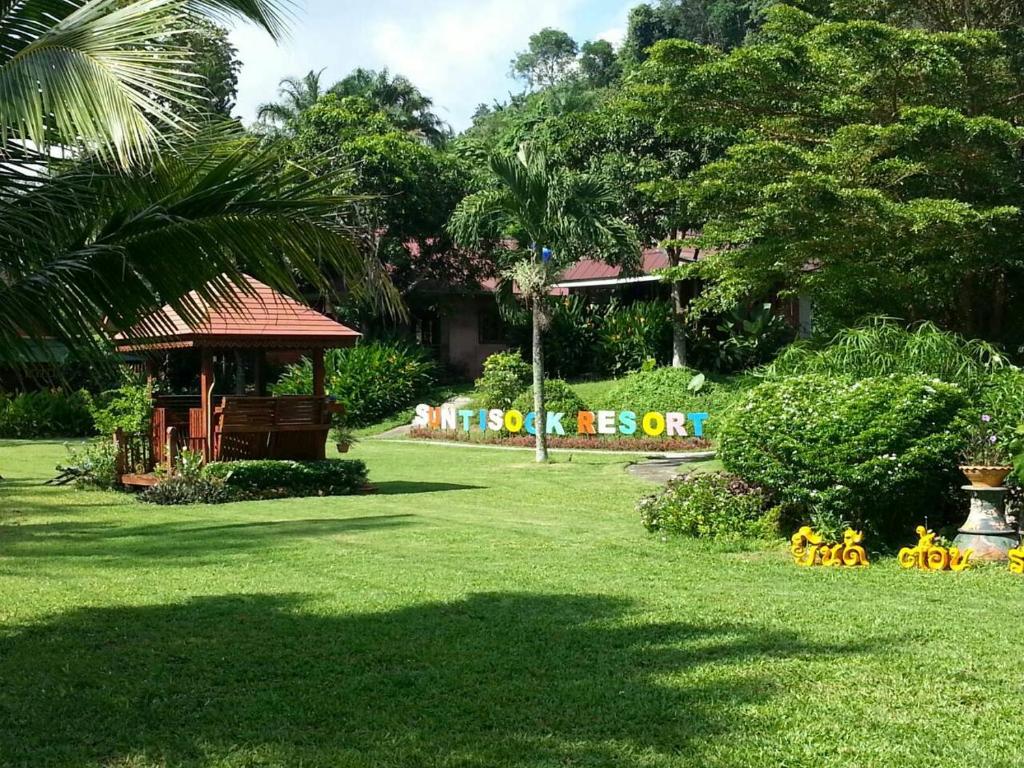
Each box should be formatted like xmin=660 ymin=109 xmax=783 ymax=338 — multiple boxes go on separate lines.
xmin=114 ymin=275 xmax=361 ymax=351
xmin=558 ymin=246 xmax=700 ymax=283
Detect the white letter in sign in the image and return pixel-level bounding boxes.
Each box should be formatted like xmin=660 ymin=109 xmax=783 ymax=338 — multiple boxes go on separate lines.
xmin=412 ymin=403 xmax=429 ymax=427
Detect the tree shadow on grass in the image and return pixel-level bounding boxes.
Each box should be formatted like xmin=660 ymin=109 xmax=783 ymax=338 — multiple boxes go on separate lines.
xmin=0 ymin=515 xmax=414 ymax=562
xmin=0 ymin=592 xmax=887 ymax=767
xmin=372 ymin=480 xmax=484 ymax=495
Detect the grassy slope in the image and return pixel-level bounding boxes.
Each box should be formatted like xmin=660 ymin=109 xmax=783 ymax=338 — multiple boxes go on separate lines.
xmin=1 ymin=439 xmax=1023 ymax=767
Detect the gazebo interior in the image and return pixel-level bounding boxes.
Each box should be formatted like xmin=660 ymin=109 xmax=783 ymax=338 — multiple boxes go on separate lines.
xmin=113 ymin=276 xmax=360 ymax=485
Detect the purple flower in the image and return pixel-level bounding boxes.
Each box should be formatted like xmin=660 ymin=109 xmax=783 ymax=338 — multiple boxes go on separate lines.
xmin=989 ymin=435 xmax=998 ymax=444
xmin=982 ymin=414 xmax=992 ymax=422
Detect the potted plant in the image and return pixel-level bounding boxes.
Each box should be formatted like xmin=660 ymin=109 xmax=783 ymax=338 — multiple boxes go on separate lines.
xmin=960 ymin=414 xmax=1013 ymax=488
xmin=332 ymin=425 xmax=358 ymax=454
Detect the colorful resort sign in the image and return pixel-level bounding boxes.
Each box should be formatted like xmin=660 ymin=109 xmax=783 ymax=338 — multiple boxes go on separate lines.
xmin=413 ymin=405 xmax=711 ymax=437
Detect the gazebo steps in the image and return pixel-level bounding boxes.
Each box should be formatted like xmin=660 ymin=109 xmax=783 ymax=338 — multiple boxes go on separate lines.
xmin=120 ymin=472 xmax=161 ymax=488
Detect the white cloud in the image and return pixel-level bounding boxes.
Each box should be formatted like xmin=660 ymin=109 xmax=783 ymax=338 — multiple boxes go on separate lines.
xmin=595 ymin=26 xmax=625 ymax=48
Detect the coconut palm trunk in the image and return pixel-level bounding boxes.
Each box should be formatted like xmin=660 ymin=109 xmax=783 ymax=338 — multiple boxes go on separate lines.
xmin=532 ymin=298 xmax=548 ymax=463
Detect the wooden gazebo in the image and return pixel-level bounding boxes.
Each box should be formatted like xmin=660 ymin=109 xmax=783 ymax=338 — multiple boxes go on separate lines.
xmin=113 ymin=276 xmax=360 ymax=485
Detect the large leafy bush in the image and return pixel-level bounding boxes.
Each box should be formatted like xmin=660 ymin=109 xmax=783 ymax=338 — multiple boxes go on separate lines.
xmin=474 ymin=351 xmax=532 ymax=409
xmin=274 ymin=341 xmax=436 ymax=426
xmin=83 ymin=383 xmax=152 ymax=436
xmin=510 ymin=379 xmax=588 ymax=421
xmin=718 ymin=374 xmax=969 ymax=542
xmin=56 ymin=440 xmax=119 ymax=489
xmin=765 ymin=319 xmax=1007 ymax=391
xmin=606 ymin=367 xmax=704 ymax=413
xmin=0 ymin=390 xmax=93 ymax=438
xmin=638 ymin=472 xmax=777 ymax=540
xmin=603 ymin=367 xmax=752 ymax=438
xmin=596 ymin=300 xmax=672 ymax=375
xmin=505 ymin=298 xmax=673 ymax=378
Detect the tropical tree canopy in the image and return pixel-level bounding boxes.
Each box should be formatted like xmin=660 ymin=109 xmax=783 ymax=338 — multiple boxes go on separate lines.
xmin=256 ymin=69 xmax=329 ymax=134
xmin=642 ymin=5 xmax=1024 ymax=341
xmin=330 ymin=68 xmax=451 ymax=147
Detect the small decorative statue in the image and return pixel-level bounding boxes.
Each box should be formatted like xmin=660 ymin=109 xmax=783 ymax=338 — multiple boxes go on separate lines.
xmin=1008 ymin=544 xmax=1024 ymax=574
xmin=898 ymin=526 xmax=973 ymax=572
xmin=790 ymin=527 xmax=869 ymax=567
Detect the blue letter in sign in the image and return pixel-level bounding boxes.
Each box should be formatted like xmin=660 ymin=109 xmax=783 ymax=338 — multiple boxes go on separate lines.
xmin=524 ymin=412 xmax=537 ymax=435
xmin=688 ymin=412 xmax=709 ymax=437
xmin=459 ymin=410 xmax=473 ymax=431
xmin=618 ymin=411 xmax=637 ymax=435
xmin=546 ymin=412 xmax=566 ymax=435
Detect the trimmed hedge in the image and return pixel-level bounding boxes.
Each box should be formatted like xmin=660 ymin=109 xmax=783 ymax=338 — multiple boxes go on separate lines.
xmin=202 ymin=459 xmax=368 ymax=499
xmin=718 ymin=374 xmax=969 ymax=542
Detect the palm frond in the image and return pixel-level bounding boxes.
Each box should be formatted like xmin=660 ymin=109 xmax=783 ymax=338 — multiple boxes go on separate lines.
xmin=0 ymin=128 xmax=401 ymax=366
xmin=0 ymin=0 xmax=294 ymax=166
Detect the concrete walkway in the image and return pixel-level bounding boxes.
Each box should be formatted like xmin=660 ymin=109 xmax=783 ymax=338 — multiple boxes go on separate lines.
xmin=627 ymin=455 xmax=715 ymax=484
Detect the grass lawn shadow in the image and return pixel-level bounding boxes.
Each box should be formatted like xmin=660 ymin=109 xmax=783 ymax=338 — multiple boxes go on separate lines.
xmin=0 ymin=592 xmax=886 ymax=767
xmin=0 ymin=515 xmax=414 ymax=561
xmin=371 ymin=480 xmax=484 ymax=495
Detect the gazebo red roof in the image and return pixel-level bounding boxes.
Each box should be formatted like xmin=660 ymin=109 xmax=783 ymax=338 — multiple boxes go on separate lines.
xmin=114 ymin=275 xmax=361 ymax=351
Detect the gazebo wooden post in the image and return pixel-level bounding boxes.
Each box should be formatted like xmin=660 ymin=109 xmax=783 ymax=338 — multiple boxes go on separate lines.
xmin=200 ymin=348 xmax=215 ymax=462
xmin=312 ymin=348 xmax=326 ymax=398
xmin=253 ymin=350 xmax=266 ymax=397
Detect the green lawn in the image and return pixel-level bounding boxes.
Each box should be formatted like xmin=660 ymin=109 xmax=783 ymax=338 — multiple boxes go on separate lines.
xmin=2 ymin=439 xmax=1023 ymax=767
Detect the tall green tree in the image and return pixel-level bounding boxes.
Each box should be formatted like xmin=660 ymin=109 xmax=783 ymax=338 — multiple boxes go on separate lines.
xmin=510 ymin=28 xmax=579 ymax=89
xmin=449 ymin=147 xmax=638 ymax=462
xmin=295 ymin=94 xmax=473 ymax=316
xmin=643 ymin=4 xmax=1024 ymax=342
xmin=330 ymin=68 xmax=451 ymax=147
xmin=256 ymin=69 xmax=328 ymax=134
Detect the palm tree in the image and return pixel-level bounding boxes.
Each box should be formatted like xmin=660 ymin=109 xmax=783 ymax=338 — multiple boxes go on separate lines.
xmin=0 ymin=1 xmax=396 ymax=367
xmin=449 ymin=146 xmax=638 ymax=462
xmin=256 ymin=69 xmax=327 ymax=134
xmin=331 ymin=68 xmax=451 ymax=147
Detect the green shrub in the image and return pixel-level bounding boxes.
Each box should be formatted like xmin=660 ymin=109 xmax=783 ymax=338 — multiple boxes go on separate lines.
xmin=606 ymin=366 xmax=705 ymax=413
xmin=718 ymin=374 xmax=969 ymax=542
xmin=533 ymin=296 xmax=605 ymax=379
xmin=597 ymin=299 xmax=672 ymax=375
xmin=83 ymin=382 xmax=151 ymax=436
xmin=978 ymin=369 xmax=1024 ymax=445
xmin=203 ymin=459 xmax=368 ymax=498
xmin=689 ymin=304 xmax=793 ymax=373
xmin=510 ymin=379 xmax=588 ymax=421
xmin=764 ymin=318 xmax=1008 ymax=391
xmin=474 ymin=351 xmax=532 ymax=409
xmin=0 ymin=390 xmax=93 ymax=438
xmin=597 ymin=368 xmax=759 ymax=439
xmin=139 ymin=476 xmax=235 ymax=505
xmin=637 ymin=472 xmax=778 ymax=540
xmin=56 ymin=439 xmax=119 ymax=489
xmin=273 ymin=341 xmax=436 ymax=426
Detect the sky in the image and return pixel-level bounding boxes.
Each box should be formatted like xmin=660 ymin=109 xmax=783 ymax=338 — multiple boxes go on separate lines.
xmin=230 ymin=0 xmax=637 ymax=132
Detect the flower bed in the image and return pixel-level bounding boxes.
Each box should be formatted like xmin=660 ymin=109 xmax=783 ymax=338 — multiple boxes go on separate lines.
xmin=408 ymin=427 xmax=709 ymax=452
